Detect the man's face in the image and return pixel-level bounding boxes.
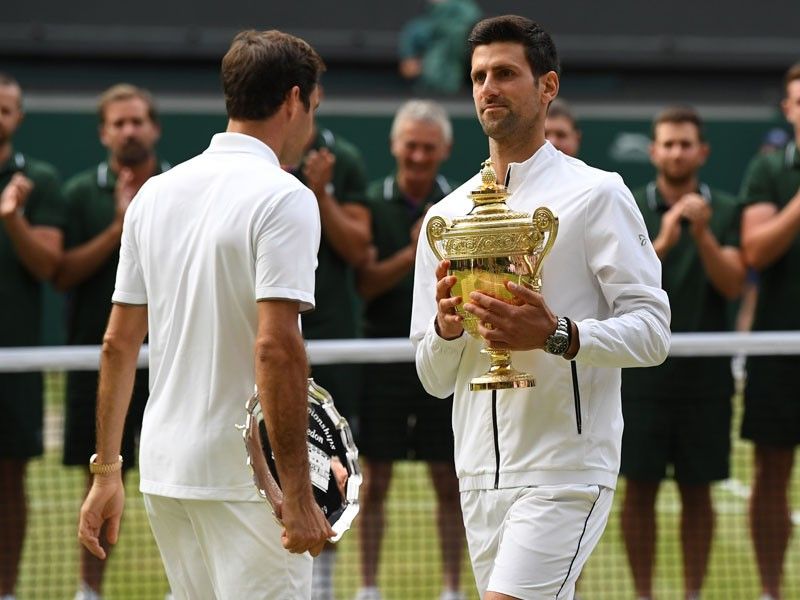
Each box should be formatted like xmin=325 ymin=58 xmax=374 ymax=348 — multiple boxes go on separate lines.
xmin=782 ymin=79 xmax=800 ymax=133
xmin=283 ymin=86 xmax=320 ymax=166
xmin=545 ymin=115 xmax=580 ymax=157
xmin=99 ymin=97 xmax=160 ymax=167
xmin=471 ymin=42 xmax=545 ymax=142
xmin=391 ymin=119 xmax=451 ymax=187
xmin=0 ymin=84 xmax=23 ymax=148
xmin=650 ymin=121 xmax=708 ymax=184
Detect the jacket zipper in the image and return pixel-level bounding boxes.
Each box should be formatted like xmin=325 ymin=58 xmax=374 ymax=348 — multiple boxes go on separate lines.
xmin=570 ymin=361 xmax=582 ymax=434
xmin=492 ymin=390 xmax=500 ymax=488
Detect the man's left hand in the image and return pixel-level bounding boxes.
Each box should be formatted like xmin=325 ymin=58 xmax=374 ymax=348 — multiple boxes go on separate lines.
xmin=680 ymin=193 xmax=712 ymax=238
xmin=464 ymin=281 xmax=557 ymax=351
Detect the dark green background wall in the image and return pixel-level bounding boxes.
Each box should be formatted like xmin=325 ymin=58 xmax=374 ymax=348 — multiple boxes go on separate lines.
xmin=17 ymin=110 xmax=784 ymax=197
xmin=17 ymin=108 xmax=784 ymax=345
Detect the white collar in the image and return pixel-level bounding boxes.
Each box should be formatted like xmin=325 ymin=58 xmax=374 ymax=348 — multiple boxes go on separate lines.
xmin=205 ymin=132 xmax=279 ymax=167
xmin=503 ymin=141 xmax=556 ymax=190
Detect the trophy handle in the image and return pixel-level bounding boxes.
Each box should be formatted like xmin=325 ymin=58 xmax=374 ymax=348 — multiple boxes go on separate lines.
xmin=426 ymin=216 xmax=448 ymax=261
xmin=526 ymin=208 xmax=559 ymax=292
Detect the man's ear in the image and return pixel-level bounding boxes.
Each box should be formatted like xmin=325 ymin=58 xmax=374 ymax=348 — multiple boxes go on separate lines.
xmin=443 ymin=142 xmax=453 ymax=161
xmin=285 ymin=85 xmax=302 ymax=120
xmin=98 ymin=123 xmax=110 ymax=149
xmin=698 ymin=142 xmax=710 ymax=166
xmin=541 ymin=72 xmax=560 ymax=105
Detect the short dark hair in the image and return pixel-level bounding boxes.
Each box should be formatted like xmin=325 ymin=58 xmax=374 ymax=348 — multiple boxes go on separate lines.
xmin=547 ymin=98 xmax=579 ymax=130
xmin=97 ymin=84 xmax=159 ymax=126
xmin=221 ymin=30 xmax=325 ymax=121
xmin=652 ymin=105 xmax=705 ymax=142
xmin=0 ymin=72 xmax=22 ymax=109
xmin=784 ymin=62 xmax=800 ymax=97
xmin=468 ymin=15 xmax=560 ymax=80
xmin=0 ymin=72 xmax=20 ymax=88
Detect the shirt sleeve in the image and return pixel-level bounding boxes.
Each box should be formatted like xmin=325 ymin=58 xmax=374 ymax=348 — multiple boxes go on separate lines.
xmin=740 ymin=154 xmax=776 ymax=206
xmin=720 ymin=194 xmax=743 ymax=248
xmin=410 ymin=208 xmax=467 ymax=398
xmin=61 ymin=179 xmax=86 ymax=249
xmin=112 ymin=189 xmax=147 ymax=305
xmin=336 ymin=148 xmax=368 ymax=205
xmin=253 ymin=185 xmax=321 ymax=312
xmin=26 ymin=168 xmax=66 ymax=230
xmin=576 ymin=174 xmax=672 ymax=368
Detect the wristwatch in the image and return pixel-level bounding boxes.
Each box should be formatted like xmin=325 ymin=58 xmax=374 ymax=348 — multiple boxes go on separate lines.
xmin=89 ymin=453 xmax=123 ymax=475
xmin=544 ymin=317 xmax=570 ymax=356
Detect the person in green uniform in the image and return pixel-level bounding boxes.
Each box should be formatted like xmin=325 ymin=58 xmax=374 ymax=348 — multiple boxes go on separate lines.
xmin=354 ymin=100 xmax=465 ymax=600
xmin=287 ymin=119 xmax=370 ymax=600
xmin=0 ymin=73 xmax=65 ymax=600
xmin=544 ymin=98 xmax=581 ymax=158
xmin=739 ymin=63 xmax=800 ymax=600
xmin=53 ymin=84 xmax=164 ymax=600
xmin=620 ymin=106 xmax=745 ymax=600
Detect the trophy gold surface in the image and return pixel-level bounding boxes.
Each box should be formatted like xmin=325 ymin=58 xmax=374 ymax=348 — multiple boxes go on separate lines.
xmin=426 ymin=160 xmax=558 ymax=391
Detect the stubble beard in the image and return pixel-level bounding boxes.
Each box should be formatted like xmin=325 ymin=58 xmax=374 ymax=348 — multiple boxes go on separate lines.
xmin=116 ymin=140 xmax=153 ymax=167
xmin=479 ymin=110 xmax=519 ymax=143
xmin=661 ymin=165 xmax=696 ymax=188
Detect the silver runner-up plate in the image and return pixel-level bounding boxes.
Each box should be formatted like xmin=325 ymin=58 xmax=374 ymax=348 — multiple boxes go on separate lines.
xmin=239 ymin=378 xmax=361 ymax=542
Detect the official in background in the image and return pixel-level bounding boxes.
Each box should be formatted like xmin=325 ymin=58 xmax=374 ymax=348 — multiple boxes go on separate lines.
xmin=287 ymin=107 xmax=371 ymax=600
xmin=56 ymin=83 xmax=166 ymax=600
xmin=620 ymin=106 xmax=744 ymax=600
xmin=544 ymin=98 xmax=581 ymax=157
xmin=355 ymin=99 xmax=465 ymax=600
xmin=0 ymin=73 xmax=65 ymax=600
xmin=738 ymin=62 xmax=800 ymax=600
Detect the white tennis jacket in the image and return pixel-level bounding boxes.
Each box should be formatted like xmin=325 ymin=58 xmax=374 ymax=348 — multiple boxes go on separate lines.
xmin=410 ymin=142 xmax=671 ymax=492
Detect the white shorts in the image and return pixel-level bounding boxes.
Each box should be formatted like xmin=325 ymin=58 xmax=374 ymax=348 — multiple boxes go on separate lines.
xmin=461 ymin=484 xmax=613 ymax=600
xmin=143 ymin=494 xmax=312 ymax=600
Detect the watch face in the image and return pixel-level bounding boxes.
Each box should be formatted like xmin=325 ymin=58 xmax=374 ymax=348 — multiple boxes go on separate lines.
xmin=546 ymin=334 xmax=569 ymax=355
xmin=545 ymin=318 xmax=570 ymax=355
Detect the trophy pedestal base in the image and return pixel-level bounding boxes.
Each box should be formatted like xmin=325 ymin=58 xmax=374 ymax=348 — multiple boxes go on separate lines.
xmin=469 ymin=369 xmax=535 ymax=391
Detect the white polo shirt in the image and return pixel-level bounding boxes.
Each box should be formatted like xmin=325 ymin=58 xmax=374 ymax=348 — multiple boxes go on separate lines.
xmin=113 ymin=132 xmax=321 ymax=500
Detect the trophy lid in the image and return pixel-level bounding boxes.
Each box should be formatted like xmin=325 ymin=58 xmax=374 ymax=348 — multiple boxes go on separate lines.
xmin=452 ymin=159 xmax=528 ymax=225
xmin=468 ymin=159 xmax=510 ymax=205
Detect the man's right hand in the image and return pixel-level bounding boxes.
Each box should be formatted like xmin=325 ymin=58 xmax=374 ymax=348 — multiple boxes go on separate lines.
xmin=113 ymin=168 xmax=136 ymax=225
xmin=0 ymin=173 xmax=34 ymax=219
xmin=435 ymin=260 xmax=463 ymax=340
xmin=653 ymin=201 xmax=684 ymax=259
xmin=279 ymin=494 xmax=335 ymax=556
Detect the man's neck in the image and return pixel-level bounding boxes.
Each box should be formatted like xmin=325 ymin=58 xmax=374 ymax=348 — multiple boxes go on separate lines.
xmin=110 ymin=154 xmax=158 ymax=185
xmin=0 ymin=142 xmax=12 ymax=166
xmin=397 ymin=172 xmax=435 ymax=204
xmin=656 ymin=173 xmax=699 ymax=206
xmin=488 ymin=132 xmax=545 ymax=184
xmin=227 ymin=119 xmax=284 ymax=163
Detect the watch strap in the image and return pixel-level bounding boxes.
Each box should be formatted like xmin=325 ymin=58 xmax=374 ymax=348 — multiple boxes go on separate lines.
xmin=89 ymin=453 xmax=123 ymax=475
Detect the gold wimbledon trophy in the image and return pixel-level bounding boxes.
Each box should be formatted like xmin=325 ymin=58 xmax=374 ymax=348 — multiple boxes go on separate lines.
xmin=427 ymin=160 xmax=558 ymax=391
